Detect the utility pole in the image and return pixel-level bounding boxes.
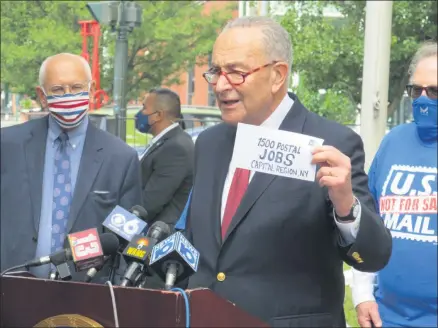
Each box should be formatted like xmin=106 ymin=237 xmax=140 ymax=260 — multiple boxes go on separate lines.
xmin=87 ymin=1 xmax=142 ymax=142
xmin=259 ymin=1 xmax=269 ymax=16
xmin=238 ymin=1 xmax=246 ymax=17
xmin=360 ymin=1 xmax=393 ymax=170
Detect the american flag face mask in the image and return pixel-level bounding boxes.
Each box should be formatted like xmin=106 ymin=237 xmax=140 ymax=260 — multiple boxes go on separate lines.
xmin=45 ymin=91 xmax=90 ymax=129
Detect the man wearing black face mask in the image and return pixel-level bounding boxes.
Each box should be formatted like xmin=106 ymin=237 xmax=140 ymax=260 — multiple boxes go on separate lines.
xmin=135 ymin=88 xmax=194 ymax=238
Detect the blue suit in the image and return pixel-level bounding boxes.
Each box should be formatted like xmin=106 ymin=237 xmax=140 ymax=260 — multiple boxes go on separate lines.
xmin=1 ymin=115 xmax=142 ymax=281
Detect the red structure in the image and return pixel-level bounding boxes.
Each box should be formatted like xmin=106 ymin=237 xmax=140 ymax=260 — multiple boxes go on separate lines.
xmin=78 ymin=20 xmax=109 ymax=110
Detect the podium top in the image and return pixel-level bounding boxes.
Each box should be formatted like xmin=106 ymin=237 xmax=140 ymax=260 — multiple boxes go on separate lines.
xmin=1 ymin=276 xmax=267 ymax=327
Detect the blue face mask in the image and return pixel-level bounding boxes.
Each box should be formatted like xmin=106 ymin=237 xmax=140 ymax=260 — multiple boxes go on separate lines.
xmin=412 ymin=96 xmax=438 ymax=143
xmin=135 ymin=110 xmax=157 ymax=134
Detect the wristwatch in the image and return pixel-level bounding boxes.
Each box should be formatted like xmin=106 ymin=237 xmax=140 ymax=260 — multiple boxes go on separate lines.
xmin=335 ymin=197 xmax=361 ymax=222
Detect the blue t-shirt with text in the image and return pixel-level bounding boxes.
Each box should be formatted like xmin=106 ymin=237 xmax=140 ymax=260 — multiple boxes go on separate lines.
xmin=368 ymin=123 xmax=437 ymax=327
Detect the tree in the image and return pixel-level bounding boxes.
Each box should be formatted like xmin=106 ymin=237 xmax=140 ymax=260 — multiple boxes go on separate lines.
xmin=295 ymin=73 xmax=356 ymax=124
xmin=1 ymin=1 xmax=232 ymax=99
xmin=280 ymin=0 xmax=437 ymax=119
xmin=100 ymin=1 xmax=232 ymax=99
xmin=0 ymin=1 xmax=89 ymax=94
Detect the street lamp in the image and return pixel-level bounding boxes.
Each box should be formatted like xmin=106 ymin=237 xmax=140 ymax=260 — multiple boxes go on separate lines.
xmin=87 ymin=1 xmax=142 ymax=141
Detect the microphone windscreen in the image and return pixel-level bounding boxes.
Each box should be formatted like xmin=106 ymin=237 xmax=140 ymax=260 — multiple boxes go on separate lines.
xmin=130 ymin=205 xmax=149 ymax=221
xmin=147 ymin=221 xmax=171 ymax=241
xmin=100 ymin=233 xmax=120 ymax=256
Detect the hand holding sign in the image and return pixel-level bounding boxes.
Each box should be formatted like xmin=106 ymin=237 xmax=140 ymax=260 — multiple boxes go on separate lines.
xmin=311 ymin=145 xmax=355 ymax=217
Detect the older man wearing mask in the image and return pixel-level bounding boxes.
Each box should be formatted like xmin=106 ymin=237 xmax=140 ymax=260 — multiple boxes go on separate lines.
xmin=353 ymin=42 xmax=437 ymax=328
xmin=181 ymin=16 xmax=392 ymax=327
xmin=1 ymin=53 xmax=142 ymax=281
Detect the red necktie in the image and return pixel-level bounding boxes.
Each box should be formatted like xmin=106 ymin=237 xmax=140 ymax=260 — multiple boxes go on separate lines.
xmin=221 ymin=168 xmax=250 ymax=239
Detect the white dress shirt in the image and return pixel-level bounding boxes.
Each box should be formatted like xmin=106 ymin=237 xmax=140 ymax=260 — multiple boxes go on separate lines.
xmin=352 ymin=269 xmax=376 ymax=307
xmin=220 ymin=93 xmax=361 ymax=244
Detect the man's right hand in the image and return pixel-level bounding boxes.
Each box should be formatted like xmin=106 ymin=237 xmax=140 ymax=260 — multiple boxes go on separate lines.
xmin=356 ymin=301 xmax=382 ymax=328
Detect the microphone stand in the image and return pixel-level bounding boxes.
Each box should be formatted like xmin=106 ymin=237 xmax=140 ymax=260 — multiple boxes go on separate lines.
xmin=109 ymin=252 xmax=121 ymax=284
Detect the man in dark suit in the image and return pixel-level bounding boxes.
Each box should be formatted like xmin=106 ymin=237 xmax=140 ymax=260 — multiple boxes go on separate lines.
xmin=136 ymin=88 xmax=194 ymax=227
xmin=183 ymin=17 xmax=392 ymax=327
xmin=0 ymin=53 xmax=142 ymax=281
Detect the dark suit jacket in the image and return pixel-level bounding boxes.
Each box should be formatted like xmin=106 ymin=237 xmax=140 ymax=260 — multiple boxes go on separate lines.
xmin=140 ymin=125 xmax=194 ymax=227
xmin=184 ymin=94 xmax=392 ymax=327
xmin=0 ymin=116 xmax=142 ymax=281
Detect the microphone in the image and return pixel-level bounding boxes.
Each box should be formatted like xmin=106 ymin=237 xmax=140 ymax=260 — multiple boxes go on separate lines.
xmin=24 ymin=232 xmax=119 ymax=269
xmin=55 ymin=262 xmax=72 ymax=281
xmin=119 ymin=221 xmax=171 ymax=287
xmin=149 ymin=231 xmax=200 ymax=290
xmin=83 ymin=234 xmax=120 ymax=282
xmin=130 ymin=205 xmax=149 ymax=221
xmin=84 ymin=255 xmax=111 ymax=283
xmin=24 ymin=248 xmax=72 ymax=268
xmin=102 ymin=205 xmax=149 ymax=283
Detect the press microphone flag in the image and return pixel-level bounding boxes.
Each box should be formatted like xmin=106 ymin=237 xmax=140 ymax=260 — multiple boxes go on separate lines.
xmin=122 ymin=235 xmax=153 ymax=263
xmin=103 ymin=205 xmax=148 ymax=242
xmin=149 ymin=231 xmax=200 ymax=289
xmin=67 ymin=228 xmax=104 ymax=271
xmin=175 ymin=189 xmax=192 ymax=231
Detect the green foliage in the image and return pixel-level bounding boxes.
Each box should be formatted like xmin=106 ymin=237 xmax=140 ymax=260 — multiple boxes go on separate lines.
xmin=19 ymin=98 xmax=33 ymax=110
xmin=294 ymin=73 xmax=356 ymax=124
xmin=1 ymin=1 xmax=232 ymax=98
xmin=280 ymin=0 xmax=437 ymax=118
xmin=1 ymin=1 xmax=90 ymax=93
xmin=101 ymin=1 xmax=232 ymax=98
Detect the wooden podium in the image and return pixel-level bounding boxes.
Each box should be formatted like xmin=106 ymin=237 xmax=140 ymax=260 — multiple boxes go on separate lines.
xmin=0 ymin=275 xmax=267 ymax=327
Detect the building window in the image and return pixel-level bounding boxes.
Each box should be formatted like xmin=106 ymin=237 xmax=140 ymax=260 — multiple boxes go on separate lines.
xmin=187 ymin=67 xmax=195 ymax=105
xmin=207 ymin=53 xmax=216 ymax=106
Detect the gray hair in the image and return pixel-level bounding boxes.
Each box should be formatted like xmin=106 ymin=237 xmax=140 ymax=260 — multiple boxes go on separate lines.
xmin=38 ymin=53 xmax=92 ymax=86
xmin=222 ymin=16 xmax=293 ymax=77
xmin=408 ymin=41 xmax=437 ymax=83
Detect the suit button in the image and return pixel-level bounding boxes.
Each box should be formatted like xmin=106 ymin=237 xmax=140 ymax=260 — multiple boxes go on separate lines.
xmin=217 ymin=272 xmax=226 ymax=282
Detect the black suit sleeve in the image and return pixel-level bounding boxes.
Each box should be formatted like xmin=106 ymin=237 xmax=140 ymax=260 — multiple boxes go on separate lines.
xmin=336 ymin=131 xmax=392 ymax=272
xmin=142 ymin=142 xmax=192 ymax=220
xmin=119 ymin=152 xmax=143 ymax=210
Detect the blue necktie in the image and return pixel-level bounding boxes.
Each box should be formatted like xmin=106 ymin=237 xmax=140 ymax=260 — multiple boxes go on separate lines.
xmin=51 ymin=132 xmax=72 ymax=254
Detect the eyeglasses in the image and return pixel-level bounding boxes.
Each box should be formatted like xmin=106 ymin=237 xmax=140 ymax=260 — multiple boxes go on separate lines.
xmin=47 ymin=82 xmax=90 ymax=97
xmin=203 ymin=61 xmax=278 ymax=86
xmin=406 ymin=84 xmax=438 ymax=100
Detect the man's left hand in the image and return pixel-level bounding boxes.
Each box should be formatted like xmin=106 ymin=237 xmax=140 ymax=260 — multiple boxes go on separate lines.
xmin=312 ymin=145 xmax=354 ymax=217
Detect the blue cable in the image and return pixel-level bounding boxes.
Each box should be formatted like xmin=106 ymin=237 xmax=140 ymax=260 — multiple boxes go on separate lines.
xmin=171 ymin=287 xmax=190 ymax=328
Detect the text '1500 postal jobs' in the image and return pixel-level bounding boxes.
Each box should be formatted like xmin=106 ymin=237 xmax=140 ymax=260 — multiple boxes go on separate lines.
xmin=232 ymin=123 xmax=324 ymax=182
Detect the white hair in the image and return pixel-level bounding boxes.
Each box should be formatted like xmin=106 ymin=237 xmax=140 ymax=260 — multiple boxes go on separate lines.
xmin=222 ymin=16 xmax=293 ymax=77
xmin=38 ymin=53 xmax=92 ymax=86
xmin=408 ymin=41 xmax=437 ymax=83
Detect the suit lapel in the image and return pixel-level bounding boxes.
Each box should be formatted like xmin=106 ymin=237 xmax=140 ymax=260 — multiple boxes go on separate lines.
xmin=142 ymin=126 xmax=181 ymax=160
xmin=24 ymin=117 xmax=49 ymax=234
xmin=222 ymin=95 xmax=309 ymax=244
xmin=143 ymin=139 xmax=163 ymax=158
xmin=67 ymin=124 xmax=103 ymax=233
xmin=211 ymin=124 xmax=236 ymax=247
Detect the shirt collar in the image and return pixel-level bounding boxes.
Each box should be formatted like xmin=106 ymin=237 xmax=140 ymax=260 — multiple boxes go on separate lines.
xmin=260 ymin=94 xmax=294 ymax=129
xmin=48 ymin=114 xmax=89 ymax=149
xmin=151 ymin=122 xmax=179 ymax=145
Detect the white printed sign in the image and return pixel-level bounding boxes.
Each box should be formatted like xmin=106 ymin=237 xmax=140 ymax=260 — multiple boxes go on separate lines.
xmin=232 ymin=123 xmax=324 ymax=182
